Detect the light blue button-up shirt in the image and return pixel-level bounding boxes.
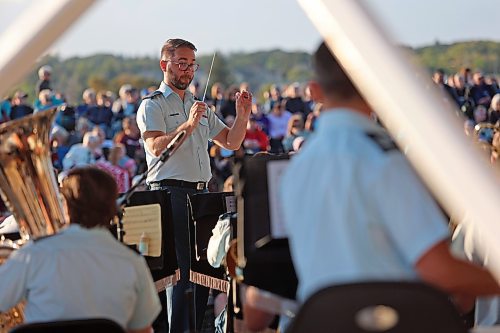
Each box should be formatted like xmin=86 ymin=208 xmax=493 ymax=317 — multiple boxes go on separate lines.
xmin=137 ymin=81 xmax=227 ymax=183
xmin=280 ymin=109 xmax=449 ymax=302
xmin=0 ymin=224 xmax=161 ymax=330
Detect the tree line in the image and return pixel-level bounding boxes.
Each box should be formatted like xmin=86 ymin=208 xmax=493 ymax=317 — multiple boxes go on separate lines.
xmin=9 ymin=40 xmax=500 ymax=104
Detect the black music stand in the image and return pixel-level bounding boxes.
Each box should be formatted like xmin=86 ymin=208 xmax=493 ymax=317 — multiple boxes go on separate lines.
xmin=235 ymin=154 xmax=298 ymax=300
xmin=125 ymin=190 xmax=178 ymax=286
xmin=187 ymin=191 xmax=236 ymax=293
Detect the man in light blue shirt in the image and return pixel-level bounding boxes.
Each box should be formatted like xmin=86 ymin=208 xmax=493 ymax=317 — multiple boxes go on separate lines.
xmin=136 ymin=38 xmax=251 ymax=332
xmin=0 ymin=167 xmax=161 ymax=333
xmin=280 ymin=42 xmax=500 ymax=311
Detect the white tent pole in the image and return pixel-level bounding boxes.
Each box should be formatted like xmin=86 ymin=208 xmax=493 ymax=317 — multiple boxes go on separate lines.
xmin=298 ymin=0 xmax=500 ymax=275
xmin=0 ymin=0 xmax=97 ymax=98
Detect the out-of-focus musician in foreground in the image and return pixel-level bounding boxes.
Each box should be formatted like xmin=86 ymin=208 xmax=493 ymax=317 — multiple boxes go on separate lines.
xmin=0 ymin=167 xmax=160 ymax=333
xmin=244 ymin=41 xmax=500 ymax=331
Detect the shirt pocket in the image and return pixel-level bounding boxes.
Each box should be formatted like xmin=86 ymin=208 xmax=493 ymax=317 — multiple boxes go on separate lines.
xmin=165 ymin=113 xmax=184 ymax=132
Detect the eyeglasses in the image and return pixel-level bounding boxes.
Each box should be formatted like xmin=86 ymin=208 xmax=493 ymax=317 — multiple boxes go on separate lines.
xmin=166 ymin=60 xmax=199 ymax=72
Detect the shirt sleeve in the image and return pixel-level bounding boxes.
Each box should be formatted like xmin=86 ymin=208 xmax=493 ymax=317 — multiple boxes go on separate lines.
xmin=136 ymin=98 xmax=167 ymax=136
xmin=0 ymin=248 xmax=30 ymax=312
xmin=207 ymin=108 xmax=227 ymax=139
xmin=127 ymin=257 xmax=162 ymax=330
xmin=372 ymin=154 xmax=450 ymax=266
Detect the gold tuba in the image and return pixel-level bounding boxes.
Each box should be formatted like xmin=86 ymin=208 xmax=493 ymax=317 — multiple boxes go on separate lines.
xmin=0 ymin=107 xmax=66 ymax=332
xmin=0 ymin=107 xmax=66 ymax=239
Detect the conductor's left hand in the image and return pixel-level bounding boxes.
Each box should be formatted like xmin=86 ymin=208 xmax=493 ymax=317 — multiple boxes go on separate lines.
xmin=235 ymin=90 xmax=252 ymax=121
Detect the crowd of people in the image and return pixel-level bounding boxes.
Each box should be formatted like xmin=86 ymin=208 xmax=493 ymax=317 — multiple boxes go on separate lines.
xmin=0 ymin=37 xmax=500 ymax=333
xmin=0 ymin=61 xmax=498 ymax=196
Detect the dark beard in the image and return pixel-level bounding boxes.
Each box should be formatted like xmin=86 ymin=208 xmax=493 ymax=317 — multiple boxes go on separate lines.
xmin=168 ymin=68 xmax=192 ymax=90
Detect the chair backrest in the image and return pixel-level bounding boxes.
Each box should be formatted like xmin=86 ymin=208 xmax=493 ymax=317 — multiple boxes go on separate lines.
xmin=286 ymin=281 xmax=467 ymax=333
xmin=10 ymin=318 xmax=125 ymax=333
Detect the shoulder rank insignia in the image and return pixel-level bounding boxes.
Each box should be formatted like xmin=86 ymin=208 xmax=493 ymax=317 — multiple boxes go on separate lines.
xmin=142 ymin=90 xmax=162 ymax=100
xmin=365 ymin=132 xmax=399 ymax=152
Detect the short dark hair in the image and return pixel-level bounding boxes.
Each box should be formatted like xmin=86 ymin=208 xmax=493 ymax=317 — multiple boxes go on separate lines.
xmin=60 ymin=167 xmax=118 ymax=228
xmin=161 ymin=38 xmax=197 ymax=60
xmin=313 ymin=42 xmax=360 ymax=99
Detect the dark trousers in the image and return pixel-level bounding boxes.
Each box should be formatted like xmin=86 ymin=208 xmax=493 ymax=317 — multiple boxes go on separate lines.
xmin=150 ymin=183 xmax=210 ymax=332
xmin=152 ymin=290 xmax=169 ymax=333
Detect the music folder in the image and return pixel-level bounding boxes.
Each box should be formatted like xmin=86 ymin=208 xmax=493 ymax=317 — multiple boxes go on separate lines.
xmin=187 ymin=191 xmax=236 ymax=293
xmin=124 ymin=190 xmax=178 ymax=291
xmin=235 ymin=154 xmax=298 ymax=300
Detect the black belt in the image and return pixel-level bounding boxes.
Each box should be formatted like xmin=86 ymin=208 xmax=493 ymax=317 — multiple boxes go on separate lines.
xmin=151 ymin=179 xmax=207 ymax=190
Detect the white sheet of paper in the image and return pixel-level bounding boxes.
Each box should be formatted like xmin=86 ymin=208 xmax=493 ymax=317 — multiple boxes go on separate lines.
xmin=122 ymin=203 xmax=162 ymax=257
xmin=266 ymin=159 xmax=289 ymax=239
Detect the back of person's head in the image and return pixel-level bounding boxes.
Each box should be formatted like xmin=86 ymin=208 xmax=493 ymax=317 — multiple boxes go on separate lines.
xmin=161 ymin=38 xmax=197 ymax=60
xmin=38 ymin=65 xmax=52 ymax=79
xmin=109 ymin=144 xmax=125 ymax=166
xmin=490 ymin=93 xmax=500 ymax=111
xmin=82 ymin=88 xmax=96 ymax=104
xmin=118 ymin=84 xmax=132 ymax=100
xmin=60 ymin=167 xmax=118 ymax=228
xmin=82 ymin=131 xmax=100 ymax=148
xmin=38 ymin=89 xmax=53 ymax=104
xmin=313 ymin=42 xmax=360 ymax=100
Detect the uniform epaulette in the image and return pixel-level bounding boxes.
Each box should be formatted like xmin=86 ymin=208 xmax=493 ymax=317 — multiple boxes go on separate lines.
xmin=142 ymin=91 xmax=162 ymax=100
xmin=365 ymin=132 xmax=399 ymax=152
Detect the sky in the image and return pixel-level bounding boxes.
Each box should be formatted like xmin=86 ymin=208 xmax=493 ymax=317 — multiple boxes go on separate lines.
xmin=0 ymin=0 xmax=499 ymax=58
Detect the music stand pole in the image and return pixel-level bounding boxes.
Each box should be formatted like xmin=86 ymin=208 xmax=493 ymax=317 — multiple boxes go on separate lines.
xmin=115 ymin=130 xmax=186 ymax=242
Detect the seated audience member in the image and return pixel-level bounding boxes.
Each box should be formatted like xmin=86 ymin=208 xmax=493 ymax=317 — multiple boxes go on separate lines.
xmin=488 ymin=94 xmax=500 ymax=124
xmin=76 ymin=88 xmax=97 ymax=119
xmin=96 ymin=144 xmax=131 ymax=193
xmin=245 ymin=41 xmax=500 ymax=330
xmin=0 ymin=167 xmax=161 ymax=332
xmin=282 ymin=114 xmax=308 ymax=153
xmin=244 ymin=116 xmax=269 ymax=153
xmin=34 ymin=89 xmax=62 ymax=113
xmin=267 ymin=100 xmax=292 ymax=154
xmin=114 ymin=116 xmax=143 ymax=160
xmin=62 ymin=132 xmax=100 ymax=170
xmin=251 ymin=103 xmax=270 ymax=135
xmin=10 ymin=91 xmax=34 ymax=120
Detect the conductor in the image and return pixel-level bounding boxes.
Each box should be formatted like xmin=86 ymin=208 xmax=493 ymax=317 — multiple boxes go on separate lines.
xmin=136 ymin=38 xmax=251 ymax=332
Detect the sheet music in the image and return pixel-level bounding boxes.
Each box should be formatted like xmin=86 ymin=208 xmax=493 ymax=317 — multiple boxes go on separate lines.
xmin=266 ymin=159 xmax=289 ymax=239
xmin=225 ymin=195 xmax=236 ymax=213
xmin=122 ymin=204 xmax=162 ymax=257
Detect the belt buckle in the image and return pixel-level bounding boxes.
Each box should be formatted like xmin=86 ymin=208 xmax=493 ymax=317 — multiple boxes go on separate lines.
xmin=196 ymin=182 xmax=205 ymax=190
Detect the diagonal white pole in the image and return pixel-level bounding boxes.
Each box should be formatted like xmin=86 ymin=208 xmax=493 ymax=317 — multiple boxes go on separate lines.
xmin=298 ymin=0 xmax=500 ymax=276
xmin=0 ymin=0 xmax=97 ymax=99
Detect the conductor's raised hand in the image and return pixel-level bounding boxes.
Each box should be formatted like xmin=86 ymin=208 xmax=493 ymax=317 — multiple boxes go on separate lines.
xmin=235 ymin=90 xmax=252 ymax=121
xmin=187 ymin=101 xmax=207 ymax=129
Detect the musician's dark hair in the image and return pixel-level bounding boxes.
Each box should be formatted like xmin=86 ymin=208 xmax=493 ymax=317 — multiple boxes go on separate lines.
xmin=60 ymin=167 xmax=118 ymax=229
xmin=161 ymin=38 xmax=197 ymax=60
xmin=313 ymin=41 xmax=360 ymax=100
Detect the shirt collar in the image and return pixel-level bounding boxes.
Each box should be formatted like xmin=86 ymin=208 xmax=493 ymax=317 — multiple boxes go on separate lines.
xmin=316 ymin=108 xmax=381 ymax=133
xmin=158 ymin=81 xmax=194 ymax=101
xmin=62 ymin=224 xmax=113 ymax=239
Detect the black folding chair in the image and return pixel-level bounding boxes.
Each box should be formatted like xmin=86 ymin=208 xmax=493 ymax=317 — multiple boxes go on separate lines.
xmin=286 ymin=281 xmax=467 ymax=333
xmin=10 ymin=318 xmax=125 ymax=333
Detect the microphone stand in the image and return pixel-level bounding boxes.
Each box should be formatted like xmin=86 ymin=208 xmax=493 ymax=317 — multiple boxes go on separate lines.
xmin=115 ymin=130 xmax=186 ymax=242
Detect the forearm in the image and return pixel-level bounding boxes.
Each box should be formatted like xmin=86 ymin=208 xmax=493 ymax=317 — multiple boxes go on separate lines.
xmin=225 ymin=116 xmax=249 ymax=150
xmin=436 ymin=259 xmax=500 ymax=297
xmin=149 ymin=122 xmax=193 ymax=157
xmin=419 ymin=254 xmax=500 ymax=297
